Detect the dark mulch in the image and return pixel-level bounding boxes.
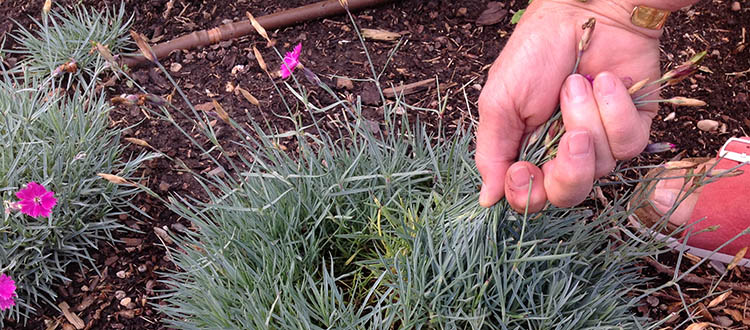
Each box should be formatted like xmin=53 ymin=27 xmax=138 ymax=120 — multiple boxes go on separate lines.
xmin=1 ymin=0 xmax=748 ymax=328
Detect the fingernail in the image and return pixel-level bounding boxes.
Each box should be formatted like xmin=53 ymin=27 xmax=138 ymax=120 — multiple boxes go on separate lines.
xmin=596 ymin=73 xmax=617 ymax=95
xmin=568 ymin=131 xmax=591 ymax=158
xmin=508 ymin=166 xmax=531 ymax=190
xmin=652 ymin=189 xmax=677 ymax=212
xmin=566 ymin=74 xmax=589 ymax=103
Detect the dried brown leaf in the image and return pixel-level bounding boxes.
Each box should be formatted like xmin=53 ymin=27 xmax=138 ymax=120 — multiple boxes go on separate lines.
xmin=476 ymin=2 xmax=507 ymax=26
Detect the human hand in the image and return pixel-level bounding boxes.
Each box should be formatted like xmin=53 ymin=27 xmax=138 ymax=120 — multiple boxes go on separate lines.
xmin=476 ymin=0 xmax=696 ymax=212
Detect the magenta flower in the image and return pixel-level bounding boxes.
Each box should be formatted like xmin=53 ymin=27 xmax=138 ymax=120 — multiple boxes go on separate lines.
xmin=15 ymin=182 xmax=57 ymax=218
xmin=280 ymin=43 xmax=302 ymax=79
xmin=0 ymin=274 xmax=16 ymax=311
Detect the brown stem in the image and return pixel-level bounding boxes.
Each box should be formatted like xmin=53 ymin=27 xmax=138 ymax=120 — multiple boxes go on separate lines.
xmin=122 ymin=0 xmax=393 ymax=68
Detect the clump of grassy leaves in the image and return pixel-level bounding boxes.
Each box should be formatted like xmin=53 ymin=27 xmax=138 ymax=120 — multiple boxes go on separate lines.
xmin=7 ymin=2 xmax=131 ymax=77
xmin=0 ymin=5 xmax=151 ymax=325
xmin=124 ymin=13 xmax=673 ymax=329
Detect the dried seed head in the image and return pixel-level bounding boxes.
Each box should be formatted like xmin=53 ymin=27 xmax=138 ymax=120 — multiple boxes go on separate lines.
xmin=252 ymin=46 xmax=267 ymax=72
xmin=578 ymin=17 xmax=596 ymax=52
xmin=667 ymin=97 xmax=707 ymax=107
xmin=97 ymin=173 xmax=132 ymax=185
xmin=728 ymin=247 xmax=748 ymax=271
xmin=144 ymin=94 xmax=167 ymax=107
xmin=236 ymin=86 xmax=260 ymax=106
xmin=628 ymin=78 xmax=650 ymax=95
xmin=124 ymin=137 xmax=153 ymax=149
xmin=644 ymin=142 xmax=676 ymax=154
xmin=246 ymin=11 xmax=270 ymax=43
xmin=129 ymin=30 xmax=158 ymax=64
xmin=211 ymin=99 xmax=231 ymax=124
xmin=43 ymin=0 xmax=52 ymax=15
xmin=662 ymin=160 xmax=698 ymax=170
xmin=662 ymin=50 xmax=707 ymax=84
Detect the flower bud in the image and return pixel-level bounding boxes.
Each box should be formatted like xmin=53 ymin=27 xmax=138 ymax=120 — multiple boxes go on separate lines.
xmin=661 ymin=50 xmax=707 ymax=85
xmin=628 ymin=78 xmax=649 ymax=95
xmin=644 ymin=142 xmax=676 ymax=154
xmin=667 ymin=97 xmax=707 ymax=107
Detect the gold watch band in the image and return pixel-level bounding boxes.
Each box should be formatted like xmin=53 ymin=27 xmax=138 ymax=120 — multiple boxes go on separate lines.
xmin=630 ymin=5 xmax=671 ymax=30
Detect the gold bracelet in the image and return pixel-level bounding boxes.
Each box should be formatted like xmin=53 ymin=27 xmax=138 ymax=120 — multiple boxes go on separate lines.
xmin=630 ymin=5 xmax=671 ymax=30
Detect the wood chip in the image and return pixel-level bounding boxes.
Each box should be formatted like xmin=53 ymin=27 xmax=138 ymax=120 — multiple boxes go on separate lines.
xmin=361 ymin=28 xmax=402 ymax=41
xmin=383 ymin=78 xmax=436 ymax=98
xmin=708 ymin=290 xmax=732 ymax=308
xmin=476 ymin=2 xmax=508 ymax=26
xmin=58 ymin=302 xmax=85 ymax=330
xmin=685 ymin=322 xmax=710 ymax=330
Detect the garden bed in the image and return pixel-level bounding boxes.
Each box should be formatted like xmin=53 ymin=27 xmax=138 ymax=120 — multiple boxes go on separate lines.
xmin=1 ymin=0 xmax=749 ymax=328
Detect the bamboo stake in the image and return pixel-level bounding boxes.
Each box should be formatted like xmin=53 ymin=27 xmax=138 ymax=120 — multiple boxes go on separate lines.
xmin=122 ymin=0 xmax=393 ymax=67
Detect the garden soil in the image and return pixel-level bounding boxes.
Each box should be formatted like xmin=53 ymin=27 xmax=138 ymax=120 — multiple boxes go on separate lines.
xmin=1 ymin=0 xmax=749 ymax=328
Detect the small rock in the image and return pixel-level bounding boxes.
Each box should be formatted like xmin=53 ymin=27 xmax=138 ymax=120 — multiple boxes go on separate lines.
xmin=116 ymin=270 xmax=128 ymax=279
xmin=716 ymin=315 xmax=733 ymax=326
xmin=169 ymin=62 xmax=182 ymax=72
xmin=472 ymin=83 xmax=483 ymax=91
xmin=115 ymin=290 xmax=126 ymax=300
xmin=336 ymin=77 xmax=354 ymax=90
xmin=697 ymin=119 xmax=720 ymax=132
xmin=711 ymin=49 xmax=720 ymax=57
xmin=158 ymin=182 xmax=170 ymax=192
xmin=138 ymin=264 xmax=147 ymax=273
xmin=119 ymin=297 xmax=131 ymax=307
xmin=663 ymin=112 xmax=676 ymax=121
xmin=225 ymin=81 xmax=235 ymax=93
xmin=731 ymin=1 xmax=741 ymax=11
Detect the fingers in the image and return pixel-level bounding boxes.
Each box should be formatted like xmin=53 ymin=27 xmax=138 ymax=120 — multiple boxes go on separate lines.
xmin=593 ymin=72 xmax=651 ymax=160
xmin=476 ymin=84 xmax=524 ymax=207
xmin=504 ymin=162 xmax=547 ymax=213
xmin=542 ymin=131 xmax=596 ymax=207
xmin=560 ymin=74 xmax=616 ymax=178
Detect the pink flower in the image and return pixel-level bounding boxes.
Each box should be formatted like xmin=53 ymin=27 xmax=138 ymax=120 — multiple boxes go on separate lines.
xmin=0 ymin=274 xmax=16 ymax=311
xmin=280 ymin=43 xmax=302 ymax=79
xmin=15 ymin=182 xmax=57 ymax=218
